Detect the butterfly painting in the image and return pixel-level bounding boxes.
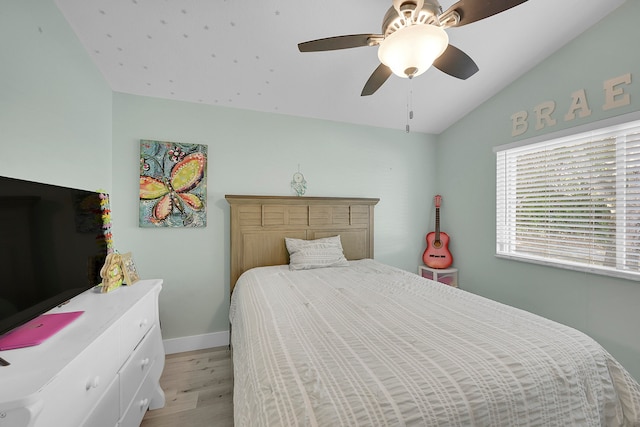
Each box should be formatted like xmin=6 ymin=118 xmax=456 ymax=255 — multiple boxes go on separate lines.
xmin=139 ymin=140 xmax=207 ymax=227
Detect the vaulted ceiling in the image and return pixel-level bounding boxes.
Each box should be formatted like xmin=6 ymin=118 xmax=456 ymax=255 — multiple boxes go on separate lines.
xmin=54 ymin=0 xmax=626 ymax=134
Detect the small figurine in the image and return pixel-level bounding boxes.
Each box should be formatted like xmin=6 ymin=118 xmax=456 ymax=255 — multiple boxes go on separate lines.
xmin=99 ymin=253 xmax=124 ymax=293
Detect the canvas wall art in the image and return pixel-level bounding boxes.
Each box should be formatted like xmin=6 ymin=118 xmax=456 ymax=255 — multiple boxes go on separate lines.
xmin=139 ymin=139 xmax=207 ymax=228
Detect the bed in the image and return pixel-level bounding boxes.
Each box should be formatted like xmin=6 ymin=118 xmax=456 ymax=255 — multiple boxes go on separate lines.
xmin=226 ymin=195 xmax=640 ymax=426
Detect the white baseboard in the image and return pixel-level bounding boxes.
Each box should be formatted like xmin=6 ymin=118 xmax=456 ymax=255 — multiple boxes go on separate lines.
xmin=162 ymin=330 xmax=230 ymax=355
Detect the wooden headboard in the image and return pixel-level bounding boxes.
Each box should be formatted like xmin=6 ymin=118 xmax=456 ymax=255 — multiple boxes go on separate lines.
xmin=225 ymin=195 xmax=379 ymax=293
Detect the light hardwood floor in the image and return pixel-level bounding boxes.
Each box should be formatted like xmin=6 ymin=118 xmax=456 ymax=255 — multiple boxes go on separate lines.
xmin=141 ymin=347 xmax=233 ymax=427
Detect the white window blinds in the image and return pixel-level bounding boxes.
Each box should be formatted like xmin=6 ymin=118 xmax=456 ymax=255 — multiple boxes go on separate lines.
xmin=496 ymin=119 xmax=640 ymax=280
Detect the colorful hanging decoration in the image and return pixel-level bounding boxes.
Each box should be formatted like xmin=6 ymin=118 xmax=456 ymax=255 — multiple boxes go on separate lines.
xmin=98 ymin=192 xmax=114 ymax=254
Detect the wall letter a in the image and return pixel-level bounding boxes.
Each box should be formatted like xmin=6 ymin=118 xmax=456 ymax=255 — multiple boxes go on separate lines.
xmin=565 ymin=89 xmax=592 ymax=121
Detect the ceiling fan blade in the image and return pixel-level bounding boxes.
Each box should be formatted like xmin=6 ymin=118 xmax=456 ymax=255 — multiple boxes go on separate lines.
xmin=443 ymin=0 xmax=529 ymax=27
xmin=361 ymin=63 xmax=393 ymax=96
xmin=298 ymin=34 xmax=379 ymax=52
xmin=433 ymin=44 xmax=478 ymax=80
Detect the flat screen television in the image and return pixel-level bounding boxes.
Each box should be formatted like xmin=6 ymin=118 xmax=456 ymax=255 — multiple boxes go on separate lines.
xmin=0 ymin=176 xmax=108 ymax=337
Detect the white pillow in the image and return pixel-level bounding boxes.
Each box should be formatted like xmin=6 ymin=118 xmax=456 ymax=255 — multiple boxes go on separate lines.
xmin=285 ymin=235 xmax=349 ymax=270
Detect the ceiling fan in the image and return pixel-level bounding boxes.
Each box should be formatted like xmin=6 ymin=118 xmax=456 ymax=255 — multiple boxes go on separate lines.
xmin=298 ymin=0 xmax=529 ymax=96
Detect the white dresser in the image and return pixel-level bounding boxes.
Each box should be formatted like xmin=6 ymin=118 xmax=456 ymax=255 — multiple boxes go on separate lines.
xmin=0 ymin=280 xmax=165 ymax=427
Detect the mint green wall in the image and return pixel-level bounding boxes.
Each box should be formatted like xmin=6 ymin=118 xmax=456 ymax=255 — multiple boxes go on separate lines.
xmin=0 ymin=0 xmax=112 ymax=191
xmin=436 ymin=0 xmax=640 ymax=380
xmin=112 ymin=93 xmax=436 ymax=342
xmin=6 ymin=0 xmax=638 ymax=382
xmin=3 ymin=0 xmax=435 ymax=353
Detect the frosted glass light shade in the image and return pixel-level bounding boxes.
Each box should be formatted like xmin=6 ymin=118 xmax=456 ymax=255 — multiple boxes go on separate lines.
xmin=378 ymin=24 xmax=449 ymax=78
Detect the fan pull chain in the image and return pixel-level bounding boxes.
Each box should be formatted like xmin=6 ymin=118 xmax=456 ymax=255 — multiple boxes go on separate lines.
xmin=406 ymin=76 xmax=414 ymax=133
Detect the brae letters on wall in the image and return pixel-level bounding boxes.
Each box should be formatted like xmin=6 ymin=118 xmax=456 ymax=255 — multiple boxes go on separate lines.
xmin=510 ymin=73 xmax=632 ymax=137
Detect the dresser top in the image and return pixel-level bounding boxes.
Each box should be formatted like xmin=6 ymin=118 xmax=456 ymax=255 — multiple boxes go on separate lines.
xmin=0 ymin=279 xmax=162 ymax=406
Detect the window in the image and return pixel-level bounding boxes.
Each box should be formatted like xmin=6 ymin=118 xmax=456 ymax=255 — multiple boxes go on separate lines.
xmin=495 ymin=117 xmax=640 ymax=280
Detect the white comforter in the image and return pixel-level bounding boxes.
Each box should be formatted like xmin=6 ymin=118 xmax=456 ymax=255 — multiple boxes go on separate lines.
xmin=229 ymin=259 xmax=640 ymax=426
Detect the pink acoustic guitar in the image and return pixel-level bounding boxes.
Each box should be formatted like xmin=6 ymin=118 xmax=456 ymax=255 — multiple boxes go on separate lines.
xmin=422 ymin=195 xmax=453 ymax=269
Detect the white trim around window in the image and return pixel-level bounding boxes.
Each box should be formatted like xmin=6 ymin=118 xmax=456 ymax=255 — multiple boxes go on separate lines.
xmin=494 ymin=111 xmax=640 ymax=281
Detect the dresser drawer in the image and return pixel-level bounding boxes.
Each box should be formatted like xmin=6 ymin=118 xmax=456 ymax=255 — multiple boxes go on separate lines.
xmin=120 ymin=324 xmax=159 ymax=409
xmin=119 ymin=291 xmax=156 ymax=357
xmin=2 ymin=280 xmax=165 ymax=427
xmin=0 ymin=404 xmax=40 ymax=427
xmin=35 ymin=324 xmax=121 ymax=427
xmin=120 ymin=375 xmax=155 ymax=427
xmin=80 ymin=374 xmax=120 ymax=427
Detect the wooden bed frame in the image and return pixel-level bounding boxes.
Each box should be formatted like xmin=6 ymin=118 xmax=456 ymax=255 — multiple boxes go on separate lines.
xmin=225 ymin=195 xmax=379 ymax=293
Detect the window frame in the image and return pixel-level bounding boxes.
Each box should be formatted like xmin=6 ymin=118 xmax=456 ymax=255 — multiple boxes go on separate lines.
xmin=494 ymin=111 xmax=640 ymax=281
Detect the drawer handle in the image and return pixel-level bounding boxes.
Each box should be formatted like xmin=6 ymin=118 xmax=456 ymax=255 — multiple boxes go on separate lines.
xmin=86 ymin=376 xmax=100 ymax=391
xmin=139 ymin=318 xmax=149 ymax=328
xmin=139 ymin=398 xmax=149 ymax=411
xmin=140 ymin=358 xmax=150 ymax=369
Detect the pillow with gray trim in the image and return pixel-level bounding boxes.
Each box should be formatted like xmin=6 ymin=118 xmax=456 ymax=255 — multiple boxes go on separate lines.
xmin=285 ymin=235 xmax=349 ymax=270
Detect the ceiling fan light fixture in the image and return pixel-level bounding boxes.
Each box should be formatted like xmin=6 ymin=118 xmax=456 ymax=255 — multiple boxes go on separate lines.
xmin=377 ymin=24 xmax=449 ymax=78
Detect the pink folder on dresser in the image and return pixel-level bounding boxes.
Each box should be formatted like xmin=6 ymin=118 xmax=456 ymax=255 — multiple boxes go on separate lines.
xmin=0 ymin=311 xmax=84 ymax=350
